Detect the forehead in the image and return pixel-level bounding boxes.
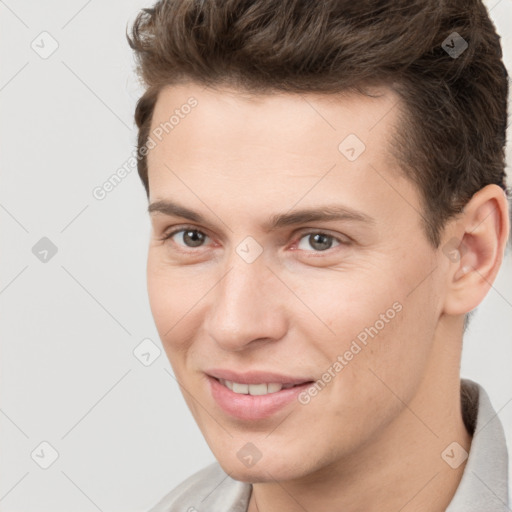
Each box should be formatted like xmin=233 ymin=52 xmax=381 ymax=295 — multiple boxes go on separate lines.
xmin=148 ymin=83 xmax=402 ymax=174
xmin=146 ymin=82 xmax=419 ymax=229
xmin=149 ymin=83 xmax=401 ymax=157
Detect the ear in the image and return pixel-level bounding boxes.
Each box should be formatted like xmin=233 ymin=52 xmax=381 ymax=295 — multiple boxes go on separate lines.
xmin=442 ymin=184 xmax=510 ymax=316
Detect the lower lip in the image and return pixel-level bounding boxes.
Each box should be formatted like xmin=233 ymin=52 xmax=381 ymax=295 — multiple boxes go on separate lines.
xmin=207 ymin=375 xmax=313 ymax=421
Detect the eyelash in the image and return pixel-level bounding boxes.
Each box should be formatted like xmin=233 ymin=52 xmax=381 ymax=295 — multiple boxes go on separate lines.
xmin=159 ymin=225 xmax=350 ymax=253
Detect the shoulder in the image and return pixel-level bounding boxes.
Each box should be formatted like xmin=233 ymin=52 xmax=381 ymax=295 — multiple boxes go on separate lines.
xmin=147 ymin=461 xmax=252 ymax=512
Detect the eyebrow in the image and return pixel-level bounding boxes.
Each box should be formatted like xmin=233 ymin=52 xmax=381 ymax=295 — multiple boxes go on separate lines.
xmin=148 ymin=200 xmax=375 ymax=230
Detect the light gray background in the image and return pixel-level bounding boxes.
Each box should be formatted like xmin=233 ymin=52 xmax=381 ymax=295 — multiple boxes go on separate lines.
xmin=0 ymin=1 xmax=511 ymax=511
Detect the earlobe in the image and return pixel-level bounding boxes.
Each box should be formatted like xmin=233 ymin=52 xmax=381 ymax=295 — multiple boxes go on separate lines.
xmin=442 ymin=184 xmax=509 ymax=316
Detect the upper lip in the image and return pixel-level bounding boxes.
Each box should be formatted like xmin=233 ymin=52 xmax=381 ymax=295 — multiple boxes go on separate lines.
xmin=206 ymin=368 xmax=314 ymax=385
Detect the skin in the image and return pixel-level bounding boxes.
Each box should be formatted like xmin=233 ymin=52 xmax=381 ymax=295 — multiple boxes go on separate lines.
xmin=145 ymin=82 xmax=509 ymax=512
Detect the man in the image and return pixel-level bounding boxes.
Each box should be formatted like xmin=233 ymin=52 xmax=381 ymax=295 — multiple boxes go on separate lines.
xmin=127 ymin=0 xmax=510 ymax=510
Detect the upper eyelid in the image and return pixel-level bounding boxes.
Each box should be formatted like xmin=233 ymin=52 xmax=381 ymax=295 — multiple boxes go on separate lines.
xmin=161 ymin=224 xmax=209 ymax=237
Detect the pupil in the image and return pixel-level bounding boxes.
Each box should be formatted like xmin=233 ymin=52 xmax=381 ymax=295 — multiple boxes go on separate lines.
xmin=184 ymin=230 xmax=204 ymax=247
xmin=310 ymin=233 xmax=332 ymax=251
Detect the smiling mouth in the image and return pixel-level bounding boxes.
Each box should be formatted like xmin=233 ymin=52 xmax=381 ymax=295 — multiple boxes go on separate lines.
xmin=216 ymin=378 xmax=313 ymax=396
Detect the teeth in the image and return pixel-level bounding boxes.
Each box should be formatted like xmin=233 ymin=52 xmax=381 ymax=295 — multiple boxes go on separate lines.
xmin=220 ymin=379 xmax=289 ymax=395
xmin=267 ymin=383 xmax=284 ymax=393
xmin=232 ymin=382 xmax=249 ymax=394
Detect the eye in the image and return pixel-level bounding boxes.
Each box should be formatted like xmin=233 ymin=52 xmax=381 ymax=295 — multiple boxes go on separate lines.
xmin=164 ymin=228 xmax=209 ymax=248
xmin=296 ymin=232 xmax=341 ymax=252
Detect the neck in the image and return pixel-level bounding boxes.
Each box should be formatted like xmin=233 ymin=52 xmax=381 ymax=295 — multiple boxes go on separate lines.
xmin=248 ymin=317 xmax=472 ymax=512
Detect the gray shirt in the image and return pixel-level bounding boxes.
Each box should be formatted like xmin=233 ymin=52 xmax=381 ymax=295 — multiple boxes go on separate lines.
xmin=149 ymin=379 xmax=509 ymax=512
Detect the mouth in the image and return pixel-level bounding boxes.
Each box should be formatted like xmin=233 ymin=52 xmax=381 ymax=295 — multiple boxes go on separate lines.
xmin=206 ymin=372 xmax=315 ymax=421
xmin=216 ymin=378 xmax=311 ymax=396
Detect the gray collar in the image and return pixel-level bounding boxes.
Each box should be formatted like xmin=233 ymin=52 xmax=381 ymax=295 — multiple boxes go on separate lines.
xmin=446 ymin=379 xmax=509 ymax=511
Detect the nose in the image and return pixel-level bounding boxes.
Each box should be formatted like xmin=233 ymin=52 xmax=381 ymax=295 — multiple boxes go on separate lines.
xmin=204 ymin=255 xmax=288 ymax=352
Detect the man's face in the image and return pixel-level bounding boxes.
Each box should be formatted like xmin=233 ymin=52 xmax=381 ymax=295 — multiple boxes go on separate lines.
xmin=146 ymin=83 xmax=448 ymax=482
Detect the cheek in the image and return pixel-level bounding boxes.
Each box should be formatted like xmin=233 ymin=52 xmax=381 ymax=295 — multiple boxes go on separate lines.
xmin=296 ymin=268 xmax=403 ymax=348
xmin=146 ymin=254 xmax=199 ymax=347
xmin=299 ymin=281 xmax=436 ymax=450
xmin=147 ymin=255 xmax=172 ymax=333
xmin=303 ymin=261 xmax=437 ymax=394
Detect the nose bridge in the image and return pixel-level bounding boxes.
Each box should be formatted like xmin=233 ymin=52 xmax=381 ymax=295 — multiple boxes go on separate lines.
xmin=206 ymin=252 xmax=286 ymax=351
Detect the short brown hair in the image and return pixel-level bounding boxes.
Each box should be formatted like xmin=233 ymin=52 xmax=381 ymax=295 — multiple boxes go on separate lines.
xmin=127 ymin=0 xmax=509 ymax=246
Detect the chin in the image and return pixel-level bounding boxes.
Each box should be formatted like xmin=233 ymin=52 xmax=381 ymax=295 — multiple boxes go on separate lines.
xmin=216 ymin=456 xmax=308 ymax=484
